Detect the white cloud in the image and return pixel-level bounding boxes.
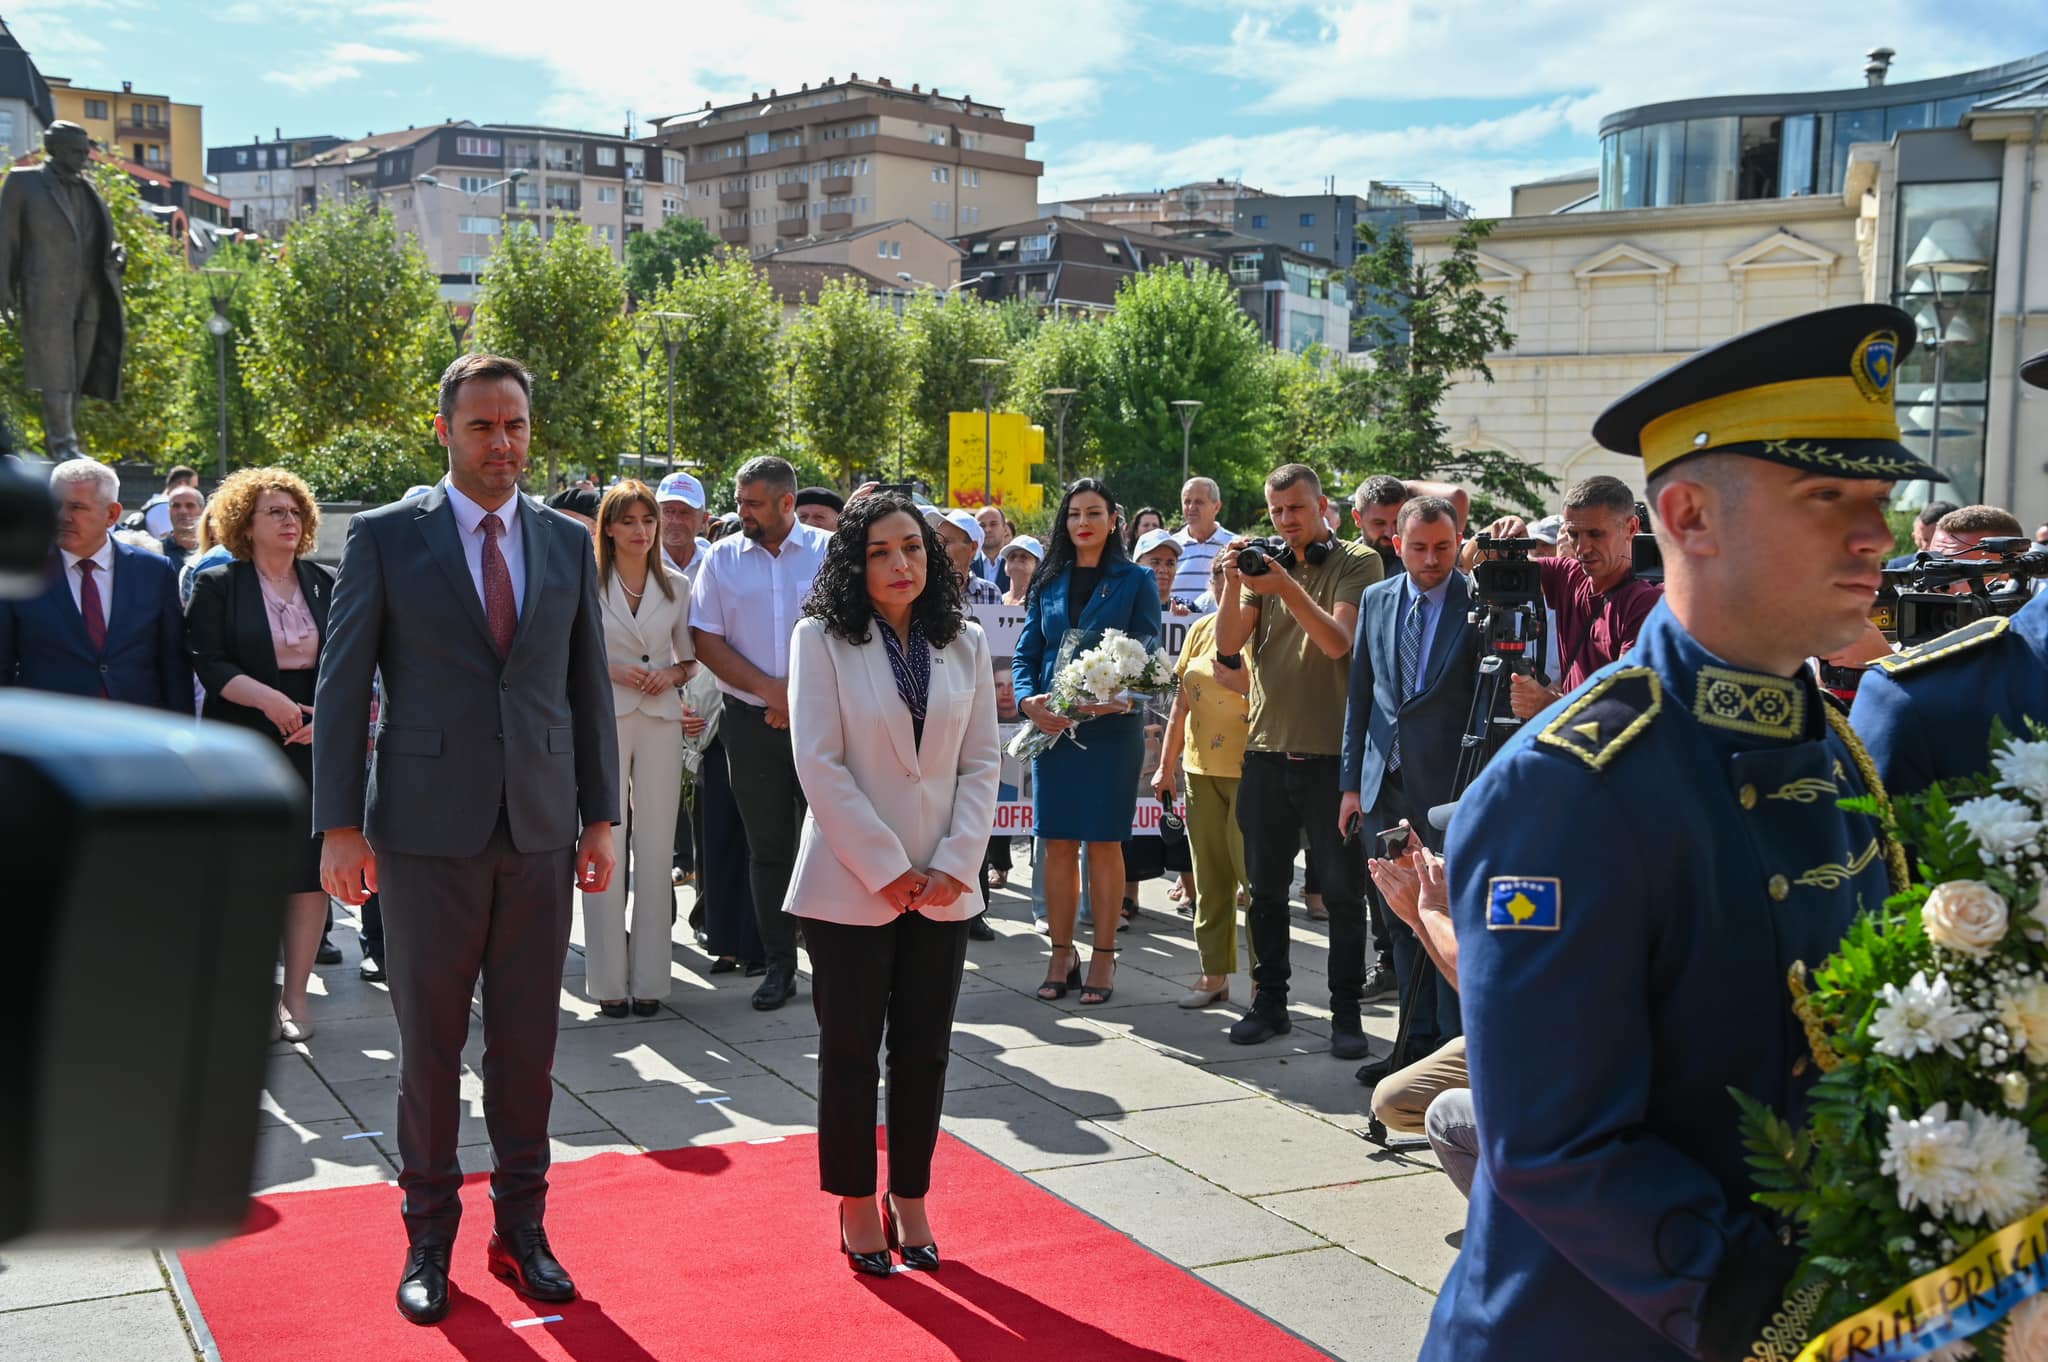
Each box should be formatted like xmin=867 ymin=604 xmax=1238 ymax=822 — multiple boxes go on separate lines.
xmin=264 ymin=41 xmax=417 ymax=93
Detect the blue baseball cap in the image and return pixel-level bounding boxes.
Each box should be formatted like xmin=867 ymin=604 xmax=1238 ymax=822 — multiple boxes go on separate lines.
xmin=656 ymin=471 xmax=705 ymax=508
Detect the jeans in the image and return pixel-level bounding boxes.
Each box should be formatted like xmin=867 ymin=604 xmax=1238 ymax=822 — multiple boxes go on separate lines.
xmin=1238 ymin=752 xmax=1366 ymax=1011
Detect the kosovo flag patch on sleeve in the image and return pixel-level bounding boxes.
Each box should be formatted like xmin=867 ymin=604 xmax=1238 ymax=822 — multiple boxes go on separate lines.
xmin=1488 ymin=877 xmax=1561 ymax=932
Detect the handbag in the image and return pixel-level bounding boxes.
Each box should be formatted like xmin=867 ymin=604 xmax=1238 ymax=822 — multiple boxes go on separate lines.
xmin=1158 ymin=793 xmax=1193 ymax=873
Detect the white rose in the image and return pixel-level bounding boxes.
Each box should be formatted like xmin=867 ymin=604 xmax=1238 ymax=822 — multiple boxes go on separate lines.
xmin=1923 ymin=881 xmax=2010 ymax=958
xmin=1994 ymin=739 xmax=2048 ymax=804
xmin=2007 ymin=1292 xmax=2048 ymax=1362
xmin=1998 ymin=979 xmax=2048 ymax=1066
xmin=1951 ymin=795 xmax=2044 ymax=862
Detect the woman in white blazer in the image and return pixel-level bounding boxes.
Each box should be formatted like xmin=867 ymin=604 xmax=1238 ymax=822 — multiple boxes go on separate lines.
xmin=785 ymin=492 xmax=1000 ymax=1277
xmin=590 ymin=481 xmax=703 ymax=1018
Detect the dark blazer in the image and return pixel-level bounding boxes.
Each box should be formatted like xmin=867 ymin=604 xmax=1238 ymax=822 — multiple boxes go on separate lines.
xmin=311 ymin=484 xmax=619 ymax=857
xmin=1340 ymin=571 xmax=1479 ymax=836
xmin=1012 ymin=557 xmax=1163 ymax=699
xmin=185 ymin=559 xmax=336 ymax=737
xmin=0 ymin=540 xmax=190 ymax=711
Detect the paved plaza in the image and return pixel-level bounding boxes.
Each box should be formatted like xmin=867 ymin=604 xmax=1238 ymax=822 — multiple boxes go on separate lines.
xmin=0 ymin=852 xmax=1459 ymax=1360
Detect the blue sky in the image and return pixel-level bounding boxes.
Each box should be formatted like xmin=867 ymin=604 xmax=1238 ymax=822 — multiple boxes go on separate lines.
xmin=7 ymin=0 xmax=2045 ymax=216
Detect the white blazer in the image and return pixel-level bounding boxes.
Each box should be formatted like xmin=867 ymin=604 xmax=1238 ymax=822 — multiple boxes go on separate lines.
xmin=600 ymin=567 xmax=697 ymax=720
xmin=783 ymin=615 xmax=1001 ymax=925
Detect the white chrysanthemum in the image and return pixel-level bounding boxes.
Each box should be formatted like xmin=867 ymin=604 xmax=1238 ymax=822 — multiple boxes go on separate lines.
xmin=1868 ymin=971 xmax=1983 ymax=1060
xmin=1951 ymin=795 xmax=2044 ymax=861
xmin=1957 ymin=1104 xmax=2046 ymax=1226
xmin=1995 ymin=739 xmax=2048 ymax=804
xmin=1997 ymin=979 xmax=2048 ymax=1066
xmin=1880 ymin=1102 xmax=1976 ymax=1218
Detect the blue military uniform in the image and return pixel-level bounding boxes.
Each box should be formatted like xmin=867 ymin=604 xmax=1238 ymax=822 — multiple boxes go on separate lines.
xmin=1423 ymin=304 xmax=1940 ymax=1362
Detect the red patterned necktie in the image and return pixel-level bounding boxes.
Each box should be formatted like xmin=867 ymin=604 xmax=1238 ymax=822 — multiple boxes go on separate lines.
xmin=77 ymin=558 xmax=107 ymax=653
xmin=480 ymin=512 xmax=517 ymax=657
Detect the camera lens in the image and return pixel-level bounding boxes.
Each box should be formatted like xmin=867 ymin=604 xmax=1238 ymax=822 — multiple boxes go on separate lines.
xmin=1236 ymin=546 xmax=1268 ymax=575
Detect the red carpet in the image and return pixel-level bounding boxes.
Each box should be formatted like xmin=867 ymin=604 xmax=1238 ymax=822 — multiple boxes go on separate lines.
xmin=178 ymin=1132 xmax=1335 ymax=1361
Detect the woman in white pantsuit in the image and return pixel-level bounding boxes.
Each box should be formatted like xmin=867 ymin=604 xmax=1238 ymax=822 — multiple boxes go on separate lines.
xmin=591 ymin=480 xmax=703 ymax=1018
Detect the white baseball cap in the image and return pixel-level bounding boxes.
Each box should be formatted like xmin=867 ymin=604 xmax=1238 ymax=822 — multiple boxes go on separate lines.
xmin=1133 ymin=527 xmax=1180 ymax=560
xmin=924 ymin=507 xmax=985 ymax=549
xmin=656 ymin=471 xmax=705 ymax=509
xmin=1001 ymin=534 xmax=1044 ymax=563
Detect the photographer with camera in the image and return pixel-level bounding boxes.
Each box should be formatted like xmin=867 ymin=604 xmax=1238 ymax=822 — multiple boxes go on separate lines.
xmin=1215 ymin=465 xmax=1383 ymax=1053
xmin=1468 ymin=476 xmax=1662 ymax=718
xmin=1852 ymin=352 xmax=2048 ymax=796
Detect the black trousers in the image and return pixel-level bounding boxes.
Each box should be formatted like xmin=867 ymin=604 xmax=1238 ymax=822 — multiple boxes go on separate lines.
xmin=1370 ymin=772 xmax=1461 ymax=1044
xmin=1238 ymin=752 xmax=1366 ymax=1011
xmin=720 ymin=701 xmax=804 ymax=974
xmin=804 ymin=913 xmax=969 ymax=1198
xmin=380 ymin=811 xmax=574 ymax=1246
xmin=358 ymin=892 xmax=384 ymax=965
xmin=699 ymin=733 xmax=763 ymax=962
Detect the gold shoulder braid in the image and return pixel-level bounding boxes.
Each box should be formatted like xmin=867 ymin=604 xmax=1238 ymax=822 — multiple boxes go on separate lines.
xmin=1822 ymin=705 xmax=1909 ymax=894
xmin=1744 ymin=1280 xmax=1828 ymax=1362
xmin=1788 ymin=962 xmax=1843 ymax=1073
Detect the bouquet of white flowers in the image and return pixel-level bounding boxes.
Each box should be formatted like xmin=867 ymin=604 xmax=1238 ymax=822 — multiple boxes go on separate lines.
xmin=1006 ymin=628 xmax=1175 ymax=763
xmin=1732 ymin=723 xmax=2048 ymax=1362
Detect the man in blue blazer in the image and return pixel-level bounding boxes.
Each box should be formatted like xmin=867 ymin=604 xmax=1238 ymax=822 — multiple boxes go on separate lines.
xmin=0 ymin=458 xmax=189 ymax=711
xmin=1339 ymin=497 xmax=1474 ymax=1053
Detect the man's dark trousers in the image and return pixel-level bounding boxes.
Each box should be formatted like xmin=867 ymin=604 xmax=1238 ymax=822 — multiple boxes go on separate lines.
xmin=1239 ymin=752 xmax=1366 ymax=1009
xmin=700 ymin=733 xmax=763 ymax=962
xmin=381 ymin=811 xmax=574 ymax=1245
xmin=1370 ymin=768 xmax=1460 ymax=1046
xmin=719 ymin=700 xmax=804 ymax=974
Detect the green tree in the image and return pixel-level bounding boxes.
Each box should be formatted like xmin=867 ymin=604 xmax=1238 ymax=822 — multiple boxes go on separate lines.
xmin=623 ymin=213 xmax=719 ymax=302
xmin=473 ymin=217 xmax=631 ymax=486
xmin=184 ymin=238 xmax=273 ymax=472
xmin=244 ymin=197 xmax=444 ymax=460
xmin=1332 ymin=218 xmax=1554 ymax=520
xmin=1264 ymin=344 xmax=1349 ymax=470
xmin=1092 ymin=263 xmax=1272 ymax=514
xmin=901 ymin=290 xmax=1010 ymax=493
xmin=789 ymin=275 xmax=909 ymax=488
xmin=1003 ymin=314 xmax=1108 ymax=491
xmin=293 ymin=426 xmax=445 ymax=505
xmin=634 ymin=251 xmax=782 ymax=486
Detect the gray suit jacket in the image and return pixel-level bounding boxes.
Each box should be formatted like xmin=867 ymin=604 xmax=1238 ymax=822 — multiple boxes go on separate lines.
xmin=312 ymin=484 xmax=619 ymax=857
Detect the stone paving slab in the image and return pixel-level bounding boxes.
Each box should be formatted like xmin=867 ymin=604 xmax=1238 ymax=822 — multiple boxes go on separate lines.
xmin=1257 ymin=1173 xmax=1466 ymax=1293
xmin=946 ymin=987 xmax=1116 ymax=1054
xmin=1079 ymin=999 xmax=1326 ymax=1065
xmin=937 ymin=1083 xmax=1149 ymax=1173
xmin=454 ymin=1133 xmax=643 ymax=1177
xmin=250 ymin=1116 xmax=398 ymax=1193
xmin=1098 ymin=1098 xmax=1420 ymax=1198
xmin=578 ymin=1071 xmax=819 ymax=1149
xmin=979 ymin=1034 xmax=1256 ymax=1118
xmin=257 ymin=1051 xmax=349 ymax=1129
xmin=1200 ymin=1246 xmax=1436 ymax=1362
xmin=0 ymin=1245 xmax=162 ymax=1311
xmin=0 ymin=1290 xmax=197 ymax=1362
xmin=1204 ymin=1051 xmax=1385 ymax=1126
xmin=331 ymin=1072 xmax=608 ymax=1162
xmin=1028 ymin=1154 xmax=1326 ymax=1269
xmin=732 ymin=1036 xmax=1007 ymax=1099
xmin=540 ymin=1015 xmax=759 ymax=1095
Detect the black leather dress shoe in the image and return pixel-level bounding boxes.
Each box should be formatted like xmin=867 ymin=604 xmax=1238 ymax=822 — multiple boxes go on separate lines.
xmin=598 ymin=1000 xmax=630 ymax=1019
xmin=1328 ymin=1013 xmax=1373 ymax=1061
xmin=744 ymin=959 xmax=768 ymax=977
xmin=708 ymin=956 xmax=740 ymax=975
xmin=487 ymin=1225 xmax=577 ymax=1303
xmin=751 ymin=963 xmax=796 ymax=1011
xmin=965 ymin=914 xmax=995 ymax=942
xmin=396 ymin=1243 xmax=452 ymax=1325
xmin=315 ymin=936 xmax=343 ymax=966
xmin=630 ymin=998 xmax=660 ymax=1017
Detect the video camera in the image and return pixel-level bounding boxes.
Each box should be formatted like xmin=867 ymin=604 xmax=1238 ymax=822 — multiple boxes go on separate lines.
xmin=1872 ymin=538 xmax=2047 ymax=649
xmin=1453 ymin=534 xmax=1552 ymax=800
xmin=1468 ymin=534 xmax=1546 ymax=607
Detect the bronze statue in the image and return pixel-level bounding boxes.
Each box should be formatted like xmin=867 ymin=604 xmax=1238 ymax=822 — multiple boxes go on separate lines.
xmin=0 ymin=121 xmax=126 ymax=458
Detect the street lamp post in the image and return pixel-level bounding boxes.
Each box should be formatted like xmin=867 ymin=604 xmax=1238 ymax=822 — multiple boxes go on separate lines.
xmin=1904 ymin=218 xmax=1989 ymax=491
xmin=967 ymin=357 xmax=1006 ymax=507
xmin=415 ymin=168 xmax=530 ymax=319
xmin=1043 ymin=387 xmax=1078 ymax=488
xmin=651 ymin=311 xmax=693 ymax=474
xmin=631 ymin=321 xmax=655 ymax=469
xmin=201 ymin=267 xmax=242 ymax=478
xmin=1170 ymin=399 xmax=1203 ymax=487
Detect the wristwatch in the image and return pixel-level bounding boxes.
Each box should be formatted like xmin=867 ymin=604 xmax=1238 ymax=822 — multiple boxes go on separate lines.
xmin=1216 ymin=652 xmax=1243 ymax=670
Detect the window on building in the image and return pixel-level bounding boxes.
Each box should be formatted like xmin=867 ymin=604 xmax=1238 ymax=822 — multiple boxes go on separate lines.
xmin=130 ymin=103 xmax=143 ymax=124
xmin=929 ymin=130 xmax=947 ymax=145
xmin=963 ymin=169 xmax=979 ymax=188
xmin=662 ymin=195 xmax=680 ymax=214
xmin=597 ymin=224 xmax=615 ymax=242
xmin=597 ymin=185 xmax=618 ymax=204
xmin=1891 ymin=178 xmax=2001 ymax=501
xmin=143 ymin=145 xmax=163 ymax=166
xmin=455 ymin=174 xmax=490 ymax=194
xmin=933 ymin=166 xmax=950 ymax=183
xmin=254 ymin=173 xmax=267 ymax=190
xmin=458 ymin=215 xmax=499 ymax=235
xmin=1297 ymin=240 xmax=1315 ymax=253
xmin=236 ymin=149 xmax=250 ymax=166
xmin=961 ymin=133 xmax=976 ymax=150
xmin=457 ymin=136 xmax=502 ymax=157
xmin=1228 ymin=251 xmax=1264 ymax=281
xmin=1299 ymin=212 xmax=1316 ymax=226
xmin=663 ymin=153 xmax=685 ymax=184
xmin=1249 ymin=214 xmax=1267 ymax=228
xmin=596 ymin=145 xmax=617 ymax=166
xmin=1019 ymin=234 xmax=1052 ymax=263
xmin=84 ymin=98 xmax=108 ymax=120
xmin=890 ymin=241 xmax=901 ymax=259
xmin=458 ymin=255 xmax=489 ymax=274
xmin=748 ymin=131 xmax=770 ymax=155
xmin=962 ymin=206 xmax=980 ymax=225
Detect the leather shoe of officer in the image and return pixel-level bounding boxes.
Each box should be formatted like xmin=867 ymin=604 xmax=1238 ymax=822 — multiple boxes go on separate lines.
xmin=395 ymin=1243 xmax=452 ymax=1325
xmin=486 ymin=1224 xmax=577 ymax=1303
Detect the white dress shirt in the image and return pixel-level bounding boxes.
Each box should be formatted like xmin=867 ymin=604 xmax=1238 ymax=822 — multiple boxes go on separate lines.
xmin=689 ymin=521 xmax=830 ymax=705
xmin=444 ymin=481 xmax=526 ymax=616
xmin=1401 ymin=572 xmax=1454 ymax=692
xmin=662 ymin=538 xmax=712 ymax=582
xmin=58 ymin=536 xmax=115 ymax=615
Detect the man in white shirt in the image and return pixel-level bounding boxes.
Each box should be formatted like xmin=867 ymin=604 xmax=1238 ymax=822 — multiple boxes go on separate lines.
xmin=1170 ymin=477 xmax=1231 ymax=605
xmin=656 ymin=471 xmax=711 ymax=580
xmin=689 ymin=455 xmax=831 ymax=1010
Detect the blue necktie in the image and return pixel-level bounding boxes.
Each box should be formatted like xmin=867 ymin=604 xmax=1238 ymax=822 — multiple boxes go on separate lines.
xmin=1391 ymin=593 xmax=1424 ymax=770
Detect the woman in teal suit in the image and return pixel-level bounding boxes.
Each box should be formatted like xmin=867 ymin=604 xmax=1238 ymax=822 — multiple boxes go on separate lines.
xmin=1014 ymin=479 xmax=1163 ymax=1005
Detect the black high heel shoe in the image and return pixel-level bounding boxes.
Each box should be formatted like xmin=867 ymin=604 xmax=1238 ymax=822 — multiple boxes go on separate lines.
xmin=1036 ymin=942 xmax=1082 ymax=1001
xmin=1079 ymin=945 xmax=1119 ymax=1006
xmin=840 ymin=1205 xmax=893 ymax=1277
xmin=884 ymin=1196 xmax=940 ymax=1272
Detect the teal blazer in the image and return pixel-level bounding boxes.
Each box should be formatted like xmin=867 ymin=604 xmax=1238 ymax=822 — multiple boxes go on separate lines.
xmin=1012 ymin=558 xmax=1162 ymax=699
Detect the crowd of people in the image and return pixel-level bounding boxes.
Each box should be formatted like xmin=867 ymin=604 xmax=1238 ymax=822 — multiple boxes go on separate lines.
xmin=5 ymin=308 xmax=2047 ymax=1358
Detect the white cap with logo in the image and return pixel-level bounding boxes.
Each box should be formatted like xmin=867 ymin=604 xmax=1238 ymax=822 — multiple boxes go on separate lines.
xmin=656 ymin=471 xmax=705 ymax=509
xmin=924 ymin=506 xmax=985 ymax=549
xmin=1132 ymin=527 xmax=1180 ymax=560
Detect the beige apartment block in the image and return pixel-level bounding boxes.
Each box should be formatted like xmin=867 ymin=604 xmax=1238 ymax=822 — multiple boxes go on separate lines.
xmin=1050 ymin=179 xmax=1268 ymax=233
xmin=649 ymin=75 xmax=1040 ymax=258
xmin=45 ymin=75 xmax=202 ymax=186
xmin=763 ymin=217 xmax=963 ymax=291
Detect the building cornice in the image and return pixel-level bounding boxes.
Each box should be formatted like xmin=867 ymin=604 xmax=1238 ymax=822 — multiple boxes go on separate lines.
xmin=1412 ymin=194 xmax=1853 ymax=245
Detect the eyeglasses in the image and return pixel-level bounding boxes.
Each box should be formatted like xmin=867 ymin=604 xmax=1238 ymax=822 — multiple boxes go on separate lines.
xmin=261 ymin=507 xmax=304 ymax=524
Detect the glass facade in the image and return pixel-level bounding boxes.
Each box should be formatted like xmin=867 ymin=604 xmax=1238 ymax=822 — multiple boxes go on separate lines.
xmin=1890 ymin=181 xmax=2000 ymax=502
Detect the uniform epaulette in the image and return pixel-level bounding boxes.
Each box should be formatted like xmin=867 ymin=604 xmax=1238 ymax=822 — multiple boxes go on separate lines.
xmin=1535 ymin=667 xmax=1662 ymax=771
xmin=1868 ymin=613 xmax=2011 ymax=676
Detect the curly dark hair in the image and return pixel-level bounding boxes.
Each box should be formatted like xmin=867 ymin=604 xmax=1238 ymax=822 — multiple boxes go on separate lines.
xmin=801 ymin=492 xmax=964 ymax=648
xmin=1032 ymin=477 xmax=1127 ymax=599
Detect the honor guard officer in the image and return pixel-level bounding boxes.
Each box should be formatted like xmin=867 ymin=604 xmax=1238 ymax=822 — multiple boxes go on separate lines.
xmin=1422 ymin=304 xmax=1940 ymax=1362
xmin=1850 ymin=347 xmax=2048 ymax=797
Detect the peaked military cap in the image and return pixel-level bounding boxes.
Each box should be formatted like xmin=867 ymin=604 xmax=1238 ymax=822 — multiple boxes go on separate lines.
xmin=2023 ymin=348 xmax=2047 ymax=391
xmin=1591 ymin=303 xmax=1947 ymax=483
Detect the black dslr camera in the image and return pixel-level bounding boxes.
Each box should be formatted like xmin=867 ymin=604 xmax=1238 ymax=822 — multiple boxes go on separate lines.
xmin=1236 ymin=534 xmax=1325 ymax=577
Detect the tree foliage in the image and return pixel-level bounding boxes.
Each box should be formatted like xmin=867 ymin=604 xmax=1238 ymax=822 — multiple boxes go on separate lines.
xmin=1330 ymin=218 xmax=1554 ymax=520
xmin=183 ymin=238 xmax=272 ymax=472
xmin=623 ymin=213 xmax=719 ymax=302
xmin=473 ymin=217 xmax=630 ymax=485
xmin=1003 ymin=314 xmax=1108 ymax=492
xmin=1091 ymin=264 xmax=1272 ymax=514
xmin=635 ymin=251 xmax=782 ymax=486
xmin=293 ymin=425 xmax=444 ymax=506
xmin=788 ymin=276 xmax=909 ymax=489
xmin=901 ymin=290 xmax=1011 ymax=493
xmin=244 ymin=197 xmax=444 ymax=460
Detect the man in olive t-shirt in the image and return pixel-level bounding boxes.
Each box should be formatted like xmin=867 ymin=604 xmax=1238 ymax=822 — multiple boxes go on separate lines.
xmin=1215 ymin=464 xmax=1384 ymax=1054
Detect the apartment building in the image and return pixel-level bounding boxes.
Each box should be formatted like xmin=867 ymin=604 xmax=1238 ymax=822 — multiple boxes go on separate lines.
xmin=648 ymin=74 xmax=1039 ymax=258
xmin=1047 ymin=179 xmax=1267 ymax=233
xmin=208 ymin=132 xmax=346 ymax=237
xmin=0 ymin=18 xmax=53 ymax=163
xmin=1165 ymin=229 xmax=1351 ymax=353
xmin=952 ymin=215 xmax=1219 ymax=312
xmin=45 ymin=75 xmax=202 ymax=186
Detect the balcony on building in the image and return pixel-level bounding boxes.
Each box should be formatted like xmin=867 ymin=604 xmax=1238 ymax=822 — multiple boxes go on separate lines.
xmin=625 ymin=188 xmax=644 ymax=216
xmin=775 ymin=217 xmax=807 ymax=237
xmin=776 ymin=181 xmax=807 ymax=201
xmin=818 ymin=211 xmax=852 ymax=232
xmin=719 ymin=188 xmax=749 ymax=209
xmin=718 ymin=224 xmax=750 ymax=243
xmin=545 ymin=189 xmax=580 ymax=212
xmin=821 ymin=175 xmax=853 ymax=197
xmin=116 ymin=120 xmax=167 ymax=142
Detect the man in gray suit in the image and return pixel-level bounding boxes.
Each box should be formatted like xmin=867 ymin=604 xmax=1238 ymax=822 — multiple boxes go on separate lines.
xmin=314 ymin=353 xmax=619 ymax=1326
